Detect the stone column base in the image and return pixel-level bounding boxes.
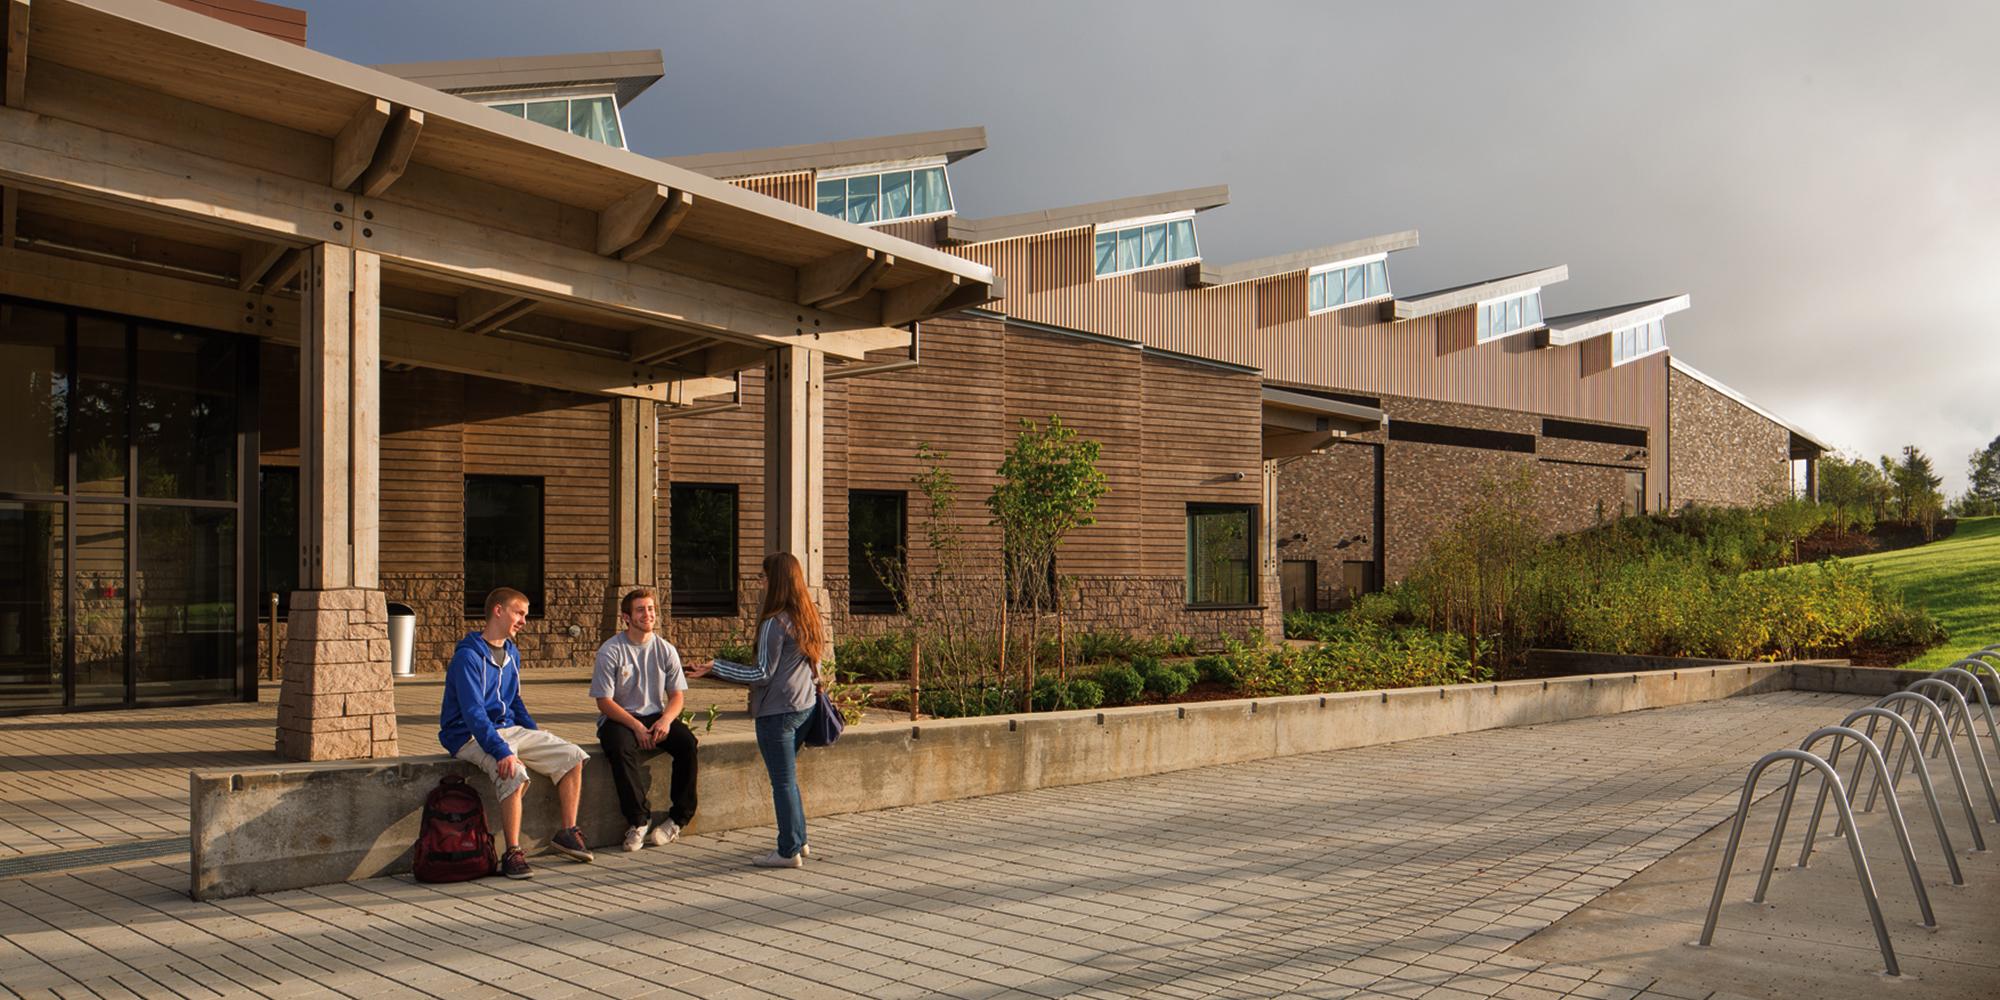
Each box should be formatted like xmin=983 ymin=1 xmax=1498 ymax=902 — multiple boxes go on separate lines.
xmin=277 ymin=588 xmax=399 ymax=760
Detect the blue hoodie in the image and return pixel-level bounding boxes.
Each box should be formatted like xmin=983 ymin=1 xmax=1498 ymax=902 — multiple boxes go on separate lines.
xmin=438 ymin=631 xmax=539 ymax=759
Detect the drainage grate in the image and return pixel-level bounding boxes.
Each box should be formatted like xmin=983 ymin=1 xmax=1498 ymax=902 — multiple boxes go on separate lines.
xmin=0 ymin=839 xmax=186 ymax=880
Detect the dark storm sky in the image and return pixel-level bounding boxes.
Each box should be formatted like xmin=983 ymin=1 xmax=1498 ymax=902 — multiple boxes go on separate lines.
xmin=292 ymin=0 xmax=2000 ymax=492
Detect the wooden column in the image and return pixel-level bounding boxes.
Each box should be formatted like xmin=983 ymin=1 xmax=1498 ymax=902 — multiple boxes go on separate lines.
xmin=764 ymin=345 xmax=826 ymax=596
xmin=608 ymin=396 xmax=659 ymax=628
xmin=279 ymin=244 xmax=396 ymax=761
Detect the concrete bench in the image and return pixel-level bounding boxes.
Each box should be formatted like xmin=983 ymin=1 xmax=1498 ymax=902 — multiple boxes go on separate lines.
xmin=190 ymin=662 xmax=1815 ymax=899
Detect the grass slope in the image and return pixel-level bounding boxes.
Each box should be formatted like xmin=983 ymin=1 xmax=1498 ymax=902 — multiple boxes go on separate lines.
xmin=1844 ymin=515 xmax=2000 ymax=671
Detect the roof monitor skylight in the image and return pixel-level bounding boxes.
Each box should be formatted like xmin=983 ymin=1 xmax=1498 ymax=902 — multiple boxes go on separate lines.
xmin=1476 ymin=289 xmax=1544 ymax=343
xmin=1094 ymin=212 xmax=1199 ymax=278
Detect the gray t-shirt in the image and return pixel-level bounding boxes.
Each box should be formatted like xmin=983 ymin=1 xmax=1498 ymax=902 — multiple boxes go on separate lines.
xmin=590 ymin=632 xmax=687 ymax=718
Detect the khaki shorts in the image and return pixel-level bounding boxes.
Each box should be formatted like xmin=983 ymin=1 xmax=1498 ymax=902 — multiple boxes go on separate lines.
xmin=455 ymin=726 xmax=589 ymax=801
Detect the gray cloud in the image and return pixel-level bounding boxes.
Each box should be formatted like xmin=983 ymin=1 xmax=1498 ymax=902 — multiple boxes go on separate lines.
xmin=299 ymin=0 xmax=2000 ymax=492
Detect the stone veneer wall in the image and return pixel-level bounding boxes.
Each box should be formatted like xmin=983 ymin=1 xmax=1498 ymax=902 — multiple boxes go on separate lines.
xmin=1667 ymin=367 xmax=1791 ymax=509
xmin=1277 ymin=392 xmax=1647 ymax=589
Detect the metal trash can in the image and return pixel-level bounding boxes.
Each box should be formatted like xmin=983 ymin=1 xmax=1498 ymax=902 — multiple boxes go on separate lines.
xmin=387 ymin=601 xmax=418 ymax=678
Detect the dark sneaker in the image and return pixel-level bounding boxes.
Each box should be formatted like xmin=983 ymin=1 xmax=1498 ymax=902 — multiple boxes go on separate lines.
xmin=550 ymin=826 xmax=595 ymax=863
xmin=500 ymin=848 xmax=532 ymax=880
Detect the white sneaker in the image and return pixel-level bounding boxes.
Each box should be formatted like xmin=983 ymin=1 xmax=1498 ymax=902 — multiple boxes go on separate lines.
xmin=647 ymin=819 xmax=680 ymax=847
xmin=752 ymin=850 xmax=802 ymax=868
xmin=621 ymin=825 xmax=646 ymax=852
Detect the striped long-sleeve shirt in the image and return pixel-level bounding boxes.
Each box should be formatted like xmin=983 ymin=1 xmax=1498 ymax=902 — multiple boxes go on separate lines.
xmin=709 ymin=614 xmax=819 ymax=718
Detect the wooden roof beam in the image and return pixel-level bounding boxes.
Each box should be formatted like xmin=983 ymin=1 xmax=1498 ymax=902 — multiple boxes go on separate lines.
xmin=616 ymin=189 xmax=693 ymax=262
xmin=329 ymin=98 xmax=391 ymax=191
xmin=881 ymin=273 xmax=961 ymax=327
xmin=263 ymin=247 xmax=305 ymax=291
xmin=353 ymin=106 xmax=423 ymax=197
xmin=3 ymin=0 xmax=27 ymax=110
xmin=798 ymin=247 xmax=892 ymax=308
xmin=628 ymin=327 xmax=712 ymax=366
xmin=0 ymin=248 xmax=682 ymax=401
xmin=0 ymin=109 xmax=907 ymax=360
xmin=455 ymin=287 xmax=537 ymax=335
xmin=598 ymin=183 xmax=668 ymax=257
xmin=237 ymin=240 xmax=288 ymax=291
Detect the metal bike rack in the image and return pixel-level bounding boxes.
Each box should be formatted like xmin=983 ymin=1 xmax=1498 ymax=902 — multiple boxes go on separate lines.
xmin=1699 ymin=749 xmax=1901 ymax=977
xmin=1755 ymin=726 xmax=1934 ymax=928
xmin=1906 ymin=678 xmax=2000 ymax=821
xmin=1808 ymin=707 xmax=1964 ymax=884
xmin=1869 ymin=691 xmax=1987 ymax=851
xmin=1928 ymin=666 xmax=2000 ymax=754
xmin=1948 ymin=656 xmax=2000 ymax=703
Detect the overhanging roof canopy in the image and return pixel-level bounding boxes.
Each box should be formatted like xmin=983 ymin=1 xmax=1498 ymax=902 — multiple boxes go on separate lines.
xmin=1261 ymin=386 xmax=1383 ymax=458
xmin=666 ymin=126 xmax=988 ymax=179
xmin=373 ymin=50 xmax=667 ymax=107
xmin=0 ymin=0 xmax=999 ymax=402
xmin=1540 ymin=294 xmax=1689 ymax=347
xmin=943 ymin=185 xmax=1230 ymax=246
xmin=1388 ymin=265 xmax=1568 ymax=322
xmin=1193 ymin=229 xmax=1420 ymax=289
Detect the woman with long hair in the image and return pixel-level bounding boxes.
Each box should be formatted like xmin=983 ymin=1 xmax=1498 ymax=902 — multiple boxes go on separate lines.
xmin=686 ymin=551 xmax=829 ymax=868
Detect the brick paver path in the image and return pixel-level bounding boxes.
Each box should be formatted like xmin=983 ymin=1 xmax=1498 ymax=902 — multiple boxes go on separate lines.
xmin=0 ymin=690 xmax=1872 ymax=998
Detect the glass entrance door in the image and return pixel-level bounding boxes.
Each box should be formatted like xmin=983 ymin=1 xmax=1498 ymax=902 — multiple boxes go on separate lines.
xmin=0 ymin=299 xmax=255 ymax=714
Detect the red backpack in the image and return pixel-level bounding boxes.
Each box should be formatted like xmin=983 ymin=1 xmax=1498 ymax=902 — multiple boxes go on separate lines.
xmin=412 ymin=775 xmax=497 ymax=883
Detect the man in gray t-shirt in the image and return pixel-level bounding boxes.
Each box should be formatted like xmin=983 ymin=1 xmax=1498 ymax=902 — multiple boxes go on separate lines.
xmin=591 ymin=588 xmax=699 ymax=852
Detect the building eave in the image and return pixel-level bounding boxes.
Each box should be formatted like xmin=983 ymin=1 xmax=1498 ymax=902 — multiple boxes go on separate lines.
xmin=1539 ymin=294 xmax=1691 ymax=347
xmin=942 ymin=185 xmax=1230 ymax=246
xmin=1191 ymin=229 xmax=1420 ymax=289
xmin=663 ymin=126 xmax=989 ymax=179
xmin=1387 ymin=265 xmax=1569 ymax=322
xmin=372 ymin=49 xmax=666 ymax=108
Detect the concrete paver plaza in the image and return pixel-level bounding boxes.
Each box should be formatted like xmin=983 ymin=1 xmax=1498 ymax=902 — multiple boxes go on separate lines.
xmin=5 ymin=689 xmax=1965 ymax=998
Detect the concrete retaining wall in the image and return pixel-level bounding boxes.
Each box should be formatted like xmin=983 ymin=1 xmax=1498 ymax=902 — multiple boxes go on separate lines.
xmin=190 ymin=662 xmax=1805 ymax=899
xmin=1517 ymin=649 xmax=1738 ymax=679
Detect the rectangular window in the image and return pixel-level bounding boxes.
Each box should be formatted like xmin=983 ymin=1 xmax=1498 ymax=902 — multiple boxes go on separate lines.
xmin=1624 ymin=471 xmax=1645 ymax=515
xmin=1186 ymin=504 xmax=1257 ymax=608
xmin=1307 ymin=255 xmax=1391 ymax=315
xmin=568 ymin=95 xmax=623 ymax=148
xmin=259 ymin=466 xmax=298 ymax=615
xmin=1611 ymin=318 xmax=1667 ymax=366
xmin=845 ymin=174 xmax=879 ymax=224
xmin=524 ymin=100 xmax=568 ymax=131
xmin=1095 ymin=213 xmax=1201 ymax=277
xmin=814 ymin=163 xmax=955 ymax=224
xmin=1475 ymin=289 xmax=1545 ymax=342
xmin=1388 ymin=421 xmax=1537 ymax=453
xmin=464 ymin=475 xmax=543 ymax=617
xmin=1541 ymin=418 xmax=1647 ymax=449
xmin=670 ymin=483 xmax=738 ymax=616
xmin=848 ymin=490 xmax=906 ymax=614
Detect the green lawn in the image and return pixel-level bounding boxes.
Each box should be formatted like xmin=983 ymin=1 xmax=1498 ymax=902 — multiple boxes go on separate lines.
xmin=1844 ymin=515 xmax=2000 ymax=672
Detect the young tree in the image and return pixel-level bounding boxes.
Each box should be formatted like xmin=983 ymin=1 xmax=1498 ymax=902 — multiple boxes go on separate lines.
xmin=987 ymin=416 xmax=1108 ymax=710
xmin=1816 ymin=451 xmax=1887 ymax=536
xmin=1958 ymin=435 xmax=2000 ymax=517
xmin=1886 ymin=445 xmax=1945 ymax=538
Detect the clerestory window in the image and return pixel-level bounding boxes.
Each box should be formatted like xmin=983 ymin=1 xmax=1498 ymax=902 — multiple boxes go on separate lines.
xmin=1475 ymin=289 xmax=1544 ymax=343
xmin=816 ymin=162 xmax=955 ymax=225
xmin=486 ymin=95 xmax=625 ymax=149
xmin=1611 ymin=318 xmax=1667 ymax=366
xmin=1307 ymin=254 xmax=1392 ymax=313
xmin=1094 ymin=213 xmax=1199 ymax=277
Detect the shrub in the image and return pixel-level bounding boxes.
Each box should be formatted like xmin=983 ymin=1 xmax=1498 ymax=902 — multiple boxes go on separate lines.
xmin=1236 ymin=624 xmax=1486 ymax=697
xmin=833 ymin=631 xmax=912 ymax=681
xmin=1136 ymin=656 xmax=1192 ymax=698
xmin=921 ymin=684 xmax=1023 ymax=719
xmin=1859 ymin=601 xmax=1948 ymax=650
xmin=1068 ymin=677 xmax=1105 ymax=710
xmin=715 ymin=639 xmax=753 ymax=664
xmin=1094 ymin=664 xmax=1145 ymax=705
xmin=1031 ymin=676 xmax=1074 ymax=712
xmin=1193 ymin=654 xmax=1238 ymax=687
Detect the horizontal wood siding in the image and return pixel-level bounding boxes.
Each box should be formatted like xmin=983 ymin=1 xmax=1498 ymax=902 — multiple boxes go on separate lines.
xmin=381 ymin=368 xmax=465 ymax=576
xmin=461 ymin=381 xmax=610 ymax=576
xmin=1139 ymin=355 xmax=1263 ymax=580
xmin=664 ymin=369 xmax=767 ymax=598
xmin=1002 ymin=326 xmax=1143 ymax=579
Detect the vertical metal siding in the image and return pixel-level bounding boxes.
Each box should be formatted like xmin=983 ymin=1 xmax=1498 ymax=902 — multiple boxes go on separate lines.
xmin=729 ymin=170 xmax=816 ymax=210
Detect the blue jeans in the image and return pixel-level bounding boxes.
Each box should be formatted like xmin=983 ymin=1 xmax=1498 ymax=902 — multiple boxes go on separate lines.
xmin=754 ymin=707 xmax=813 ymax=858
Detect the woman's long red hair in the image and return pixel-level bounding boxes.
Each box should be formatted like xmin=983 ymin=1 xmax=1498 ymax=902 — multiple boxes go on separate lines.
xmin=758 ymin=551 xmax=828 ymax=664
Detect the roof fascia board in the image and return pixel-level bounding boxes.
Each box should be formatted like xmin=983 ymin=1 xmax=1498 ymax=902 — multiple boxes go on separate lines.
xmin=59 ymin=0 xmax=996 ymax=287
xmin=1261 ymin=386 xmax=1386 ymax=426
xmin=1193 ymin=229 xmax=1421 ymax=288
xmin=1389 ymin=265 xmax=1568 ymax=321
xmin=664 ymin=126 xmax=989 ymax=178
xmin=1669 ymin=357 xmax=1832 ymax=452
xmin=372 ymin=50 xmax=666 ymax=107
xmin=1543 ymin=294 xmax=1690 ymax=346
xmin=944 ymin=184 xmax=1230 ymax=246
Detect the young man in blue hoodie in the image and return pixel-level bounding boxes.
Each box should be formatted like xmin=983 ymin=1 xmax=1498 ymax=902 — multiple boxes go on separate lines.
xmin=439 ymin=586 xmax=593 ymax=878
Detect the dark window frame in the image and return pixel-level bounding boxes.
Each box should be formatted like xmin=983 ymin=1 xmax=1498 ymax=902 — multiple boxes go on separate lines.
xmin=847 ymin=489 xmax=907 ymax=615
xmin=463 ymin=474 xmax=544 ymax=618
xmin=1388 ymin=420 xmax=1537 ymax=454
xmin=1541 ymin=418 xmax=1648 ymax=449
xmin=1185 ymin=502 xmax=1260 ymax=610
xmin=257 ymin=465 xmax=299 ymax=616
xmin=670 ymin=482 xmax=739 ymax=618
